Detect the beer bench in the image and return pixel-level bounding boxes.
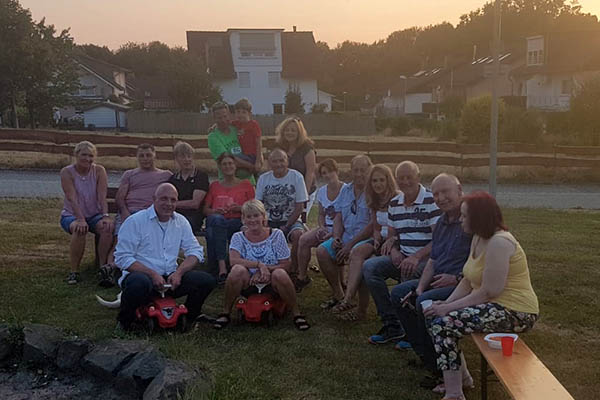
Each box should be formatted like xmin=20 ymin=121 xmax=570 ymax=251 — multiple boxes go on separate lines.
xmin=472 ymin=333 xmax=574 ymax=400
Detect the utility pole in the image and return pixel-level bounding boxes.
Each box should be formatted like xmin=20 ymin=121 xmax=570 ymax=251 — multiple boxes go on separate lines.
xmin=489 ymin=0 xmax=501 ymax=197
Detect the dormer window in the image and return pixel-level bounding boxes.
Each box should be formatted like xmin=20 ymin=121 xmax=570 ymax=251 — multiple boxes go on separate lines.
xmin=239 ymin=33 xmax=275 ymax=58
xmin=527 ymin=36 xmax=545 ymax=66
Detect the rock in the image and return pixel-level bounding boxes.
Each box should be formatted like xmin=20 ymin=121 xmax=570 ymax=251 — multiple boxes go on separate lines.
xmin=56 ymin=338 xmax=93 ymax=370
xmin=143 ymin=360 xmax=211 ymax=400
xmin=0 ymin=324 xmax=12 ymax=361
xmin=22 ymin=324 xmax=64 ymax=364
xmin=116 ymin=348 xmax=166 ymax=395
xmin=81 ymin=339 xmax=149 ymax=381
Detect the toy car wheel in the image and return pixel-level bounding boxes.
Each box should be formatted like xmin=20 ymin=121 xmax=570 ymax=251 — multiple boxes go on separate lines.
xmin=177 ymin=314 xmax=188 ymax=333
xmin=263 ymin=310 xmax=274 ymax=327
xmin=145 ymin=318 xmax=156 ymax=333
xmin=235 ymin=309 xmax=245 ymax=325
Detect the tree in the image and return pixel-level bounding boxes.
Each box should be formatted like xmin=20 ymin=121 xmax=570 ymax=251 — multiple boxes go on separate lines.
xmin=570 ymin=75 xmax=600 ymax=145
xmin=460 ymin=95 xmax=506 ymax=143
xmin=285 ymin=84 xmax=304 ymax=114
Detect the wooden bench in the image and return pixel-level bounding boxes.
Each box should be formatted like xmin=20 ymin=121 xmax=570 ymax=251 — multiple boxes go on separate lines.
xmin=472 ymin=333 xmax=574 ymax=400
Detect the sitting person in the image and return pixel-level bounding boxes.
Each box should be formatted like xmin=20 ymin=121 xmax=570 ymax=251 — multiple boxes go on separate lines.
xmin=114 ymin=183 xmax=217 ymax=331
xmin=331 ymin=164 xmax=398 ymax=321
xmin=203 ymin=153 xmax=255 ymax=284
xmin=231 ymin=98 xmax=263 ymax=173
xmin=295 ymin=158 xmax=346 ymax=292
xmin=167 ymin=141 xmax=209 ymax=235
xmin=363 ymin=161 xmax=441 ymax=345
xmin=390 ymin=174 xmax=471 ymax=377
xmin=213 ymin=199 xmax=310 ymax=331
xmin=424 ymin=191 xmax=539 ymax=400
xmin=255 ymin=148 xmax=309 ymax=277
xmin=316 ymin=154 xmax=373 ymax=311
xmin=60 ymin=141 xmax=114 ymax=284
xmin=115 ymin=143 xmax=172 ymax=234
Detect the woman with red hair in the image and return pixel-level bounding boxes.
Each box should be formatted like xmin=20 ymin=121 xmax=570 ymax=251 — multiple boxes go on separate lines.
xmin=423 ymin=191 xmax=539 ymax=400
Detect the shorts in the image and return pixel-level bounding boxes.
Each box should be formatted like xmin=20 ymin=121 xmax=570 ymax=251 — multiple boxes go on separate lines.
xmin=268 ymin=220 xmax=307 ymax=241
xmin=60 ymin=213 xmax=104 ymax=234
xmin=320 ymin=237 xmax=374 ymax=262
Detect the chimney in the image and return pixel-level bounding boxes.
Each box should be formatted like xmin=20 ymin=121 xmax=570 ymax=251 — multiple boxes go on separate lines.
xmin=293 ymin=26 xmax=297 ymax=32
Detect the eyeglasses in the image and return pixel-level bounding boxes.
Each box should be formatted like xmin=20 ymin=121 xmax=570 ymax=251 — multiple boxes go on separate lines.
xmin=351 ymin=199 xmax=357 ymax=214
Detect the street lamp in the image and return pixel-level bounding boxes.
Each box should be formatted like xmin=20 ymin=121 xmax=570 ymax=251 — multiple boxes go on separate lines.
xmin=342 ymin=91 xmax=347 ymax=112
xmin=489 ymin=0 xmax=501 ymax=197
xmin=399 ymin=75 xmax=408 ymax=115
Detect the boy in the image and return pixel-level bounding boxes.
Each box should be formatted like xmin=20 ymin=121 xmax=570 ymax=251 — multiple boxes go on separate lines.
xmin=231 ymin=98 xmax=263 ymax=173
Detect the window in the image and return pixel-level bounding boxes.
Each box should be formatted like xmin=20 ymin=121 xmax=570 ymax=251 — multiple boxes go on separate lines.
xmin=527 ymin=50 xmax=544 ymax=66
xmin=239 ymin=33 xmax=275 ymax=57
xmin=268 ymin=72 xmax=280 ymax=88
xmin=273 ymin=104 xmax=283 ymax=114
xmin=238 ymin=72 xmax=250 ymax=88
xmin=561 ymin=79 xmax=572 ymax=95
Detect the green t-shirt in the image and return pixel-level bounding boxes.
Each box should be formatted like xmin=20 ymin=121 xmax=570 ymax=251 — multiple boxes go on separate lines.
xmin=208 ymin=126 xmax=255 ymax=184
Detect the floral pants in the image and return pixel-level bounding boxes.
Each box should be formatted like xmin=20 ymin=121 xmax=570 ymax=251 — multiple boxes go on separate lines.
xmin=427 ymin=303 xmax=537 ymax=371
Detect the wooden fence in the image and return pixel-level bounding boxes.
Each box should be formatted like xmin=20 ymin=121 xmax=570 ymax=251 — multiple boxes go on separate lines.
xmin=1 ymin=128 xmax=599 ymax=170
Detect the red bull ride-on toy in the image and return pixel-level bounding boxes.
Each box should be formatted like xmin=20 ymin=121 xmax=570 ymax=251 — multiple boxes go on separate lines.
xmin=235 ymin=284 xmax=287 ymax=326
xmin=136 ymin=284 xmax=188 ymax=332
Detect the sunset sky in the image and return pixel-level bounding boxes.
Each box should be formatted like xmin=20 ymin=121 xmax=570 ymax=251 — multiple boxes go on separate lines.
xmin=19 ymin=0 xmax=600 ymax=49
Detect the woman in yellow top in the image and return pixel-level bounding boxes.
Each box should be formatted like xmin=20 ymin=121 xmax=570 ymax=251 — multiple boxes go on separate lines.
xmin=424 ymin=191 xmax=539 ymax=400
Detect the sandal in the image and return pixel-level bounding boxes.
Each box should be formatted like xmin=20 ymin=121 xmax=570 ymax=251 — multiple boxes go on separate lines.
xmin=293 ymin=315 xmax=310 ymax=331
xmin=309 ymin=264 xmax=320 ymax=273
xmin=99 ymin=263 xmax=118 ymax=287
xmin=294 ymin=277 xmax=312 ymax=293
xmin=335 ymin=310 xmax=364 ymax=322
xmin=330 ymin=299 xmax=356 ymax=314
xmin=319 ymin=298 xmax=339 ymax=310
xmin=213 ymin=313 xmax=230 ymax=330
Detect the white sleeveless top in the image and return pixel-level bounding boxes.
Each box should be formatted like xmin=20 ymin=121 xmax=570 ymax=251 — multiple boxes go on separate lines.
xmin=376 ymin=209 xmax=389 ymax=239
xmin=316 ymin=183 xmax=347 ymax=229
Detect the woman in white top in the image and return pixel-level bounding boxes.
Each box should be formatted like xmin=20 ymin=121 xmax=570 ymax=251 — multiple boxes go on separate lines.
xmin=295 ymin=159 xmax=345 ymax=292
xmin=331 ymin=164 xmax=398 ymax=320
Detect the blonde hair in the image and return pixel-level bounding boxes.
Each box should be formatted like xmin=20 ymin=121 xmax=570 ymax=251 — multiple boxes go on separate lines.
xmin=173 ymin=141 xmax=194 ymax=158
xmin=275 ymin=117 xmax=314 ymax=151
xmin=241 ymin=199 xmax=267 ymax=219
xmin=73 ymin=141 xmax=97 ymax=157
xmin=365 ymin=164 xmax=398 ymax=210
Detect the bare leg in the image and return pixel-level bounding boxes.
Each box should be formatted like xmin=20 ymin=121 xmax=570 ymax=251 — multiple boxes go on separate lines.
xmin=271 ymin=269 xmax=301 ymax=316
xmin=297 ymin=229 xmax=320 ymax=281
xmin=357 ymin=280 xmax=370 ymax=319
xmin=316 ymin=246 xmax=344 ymax=301
xmin=343 ymin=243 xmax=374 ymax=304
xmin=442 ymin=369 xmax=464 ymax=399
xmin=69 ymin=225 xmax=86 ymax=273
xmin=97 ymin=227 xmax=114 ymax=266
xmin=221 ymin=265 xmax=250 ymax=314
xmin=218 ymin=260 xmax=228 ymax=276
xmin=288 ymin=229 xmax=303 ymax=276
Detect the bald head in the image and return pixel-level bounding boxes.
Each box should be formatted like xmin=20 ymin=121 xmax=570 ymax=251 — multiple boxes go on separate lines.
xmin=153 ymin=183 xmax=178 ymax=221
xmin=155 ymin=182 xmax=178 ymax=198
xmin=431 ymin=173 xmax=460 ymax=188
xmin=431 ymin=173 xmax=463 ymax=215
xmin=269 ymin=148 xmax=288 ymax=161
xmin=395 ymin=161 xmax=420 ymax=178
xmin=268 ymin=148 xmax=289 ymax=177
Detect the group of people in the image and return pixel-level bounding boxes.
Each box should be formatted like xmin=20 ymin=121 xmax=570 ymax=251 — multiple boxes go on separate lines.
xmin=59 ymin=98 xmax=539 ymax=400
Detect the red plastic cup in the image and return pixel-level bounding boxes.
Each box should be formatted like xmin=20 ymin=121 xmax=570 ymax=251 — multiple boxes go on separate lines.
xmin=501 ymin=336 xmax=515 ymax=356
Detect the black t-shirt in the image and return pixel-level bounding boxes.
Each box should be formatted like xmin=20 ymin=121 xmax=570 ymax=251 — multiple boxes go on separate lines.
xmin=168 ymin=169 xmax=210 ymax=232
xmin=288 ymin=142 xmax=316 ymax=194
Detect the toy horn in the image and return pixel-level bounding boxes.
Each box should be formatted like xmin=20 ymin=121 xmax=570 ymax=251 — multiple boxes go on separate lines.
xmin=95 ymin=292 xmax=122 ymax=308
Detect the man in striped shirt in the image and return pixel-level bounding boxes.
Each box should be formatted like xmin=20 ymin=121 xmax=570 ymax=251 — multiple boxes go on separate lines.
xmin=363 ymin=161 xmax=441 ymax=346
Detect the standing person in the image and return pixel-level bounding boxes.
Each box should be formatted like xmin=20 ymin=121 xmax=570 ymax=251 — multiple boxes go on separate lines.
xmin=231 ymin=98 xmax=263 ymax=173
xmin=203 ymin=153 xmax=255 ymax=284
xmin=330 ymin=164 xmax=398 ymax=321
xmin=424 ymin=191 xmax=539 ymax=400
xmin=255 ymin=149 xmax=309 ymax=278
xmin=363 ymin=161 xmax=441 ymax=345
xmin=168 ymin=141 xmax=209 ymax=235
xmin=60 ymin=141 xmax=114 ymax=284
xmin=316 ymin=155 xmax=373 ymax=310
xmin=275 ymin=117 xmax=317 ymax=214
xmin=114 ymin=183 xmax=216 ymax=331
xmin=295 ymin=158 xmax=345 ymax=292
xmin=207 ymin=101 xmax=255 ymax=184
xmin=114 ymin=143 xmax=172 ymax=234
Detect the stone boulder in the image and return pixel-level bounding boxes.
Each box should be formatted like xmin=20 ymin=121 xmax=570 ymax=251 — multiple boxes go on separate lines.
xmin=116 ymin=348 xmax=166 ymax=395
xmin=22 ymin=323 xmax=65 ymax=364
xmin=143 ymin=360 xmax=211 ymax=400
xmin=56 ymin=338 xmax=93 ymax=370
xmin=81 ymin=339 xmax=149 ymax=381
xmin=0 ymin=324 xmax=12 ymax=361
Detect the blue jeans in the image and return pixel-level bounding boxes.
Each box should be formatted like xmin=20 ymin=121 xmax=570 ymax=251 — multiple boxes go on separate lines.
xmin=118 ymin=271 xmax=216 ymax=327
xmin=205 ymin=214 xmax=243 ymax=271
xmin=391 ymin=280 xmax=456 ymax=372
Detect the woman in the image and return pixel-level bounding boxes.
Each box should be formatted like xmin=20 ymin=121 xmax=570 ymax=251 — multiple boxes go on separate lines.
xmin=331 ymin=164 xmax=398 ymax=321
xmin=203 ymin=153 xmax=255 ymax=284
xmin=424 ymin=191 xmax=539 ymax=400
xmin=295 ymin=159 xmax=345 ymax=292
xmin=167 ymin=141 xmax=210 ymax=234
xmin=60 ymin=141 xmax=114 ymax=284
xmin=213 ymin=199 xmax=309 ymax=331
xmin=275 ymin=117 xmax=317 ymax=214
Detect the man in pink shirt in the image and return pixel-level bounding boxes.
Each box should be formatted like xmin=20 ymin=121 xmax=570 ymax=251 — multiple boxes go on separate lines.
xmin=115 ymin=143 xmax=172 ymax=234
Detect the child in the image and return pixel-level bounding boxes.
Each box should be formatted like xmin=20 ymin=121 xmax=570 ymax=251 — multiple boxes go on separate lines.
xmin=231 ymin=98 xmax=263 ymax=173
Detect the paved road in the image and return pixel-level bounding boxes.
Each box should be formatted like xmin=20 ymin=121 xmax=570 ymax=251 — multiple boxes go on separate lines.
xmin=0 ymin=169 xmax=598 ymax=209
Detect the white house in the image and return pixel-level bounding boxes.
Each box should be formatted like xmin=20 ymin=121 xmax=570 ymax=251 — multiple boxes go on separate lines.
xmin=74 ymin=55 xmax=133 ymax=104
xmin=187 ymin=28 xmax=327 ymax=115
xmin=83 ymin=101 xmax=130 ymax=130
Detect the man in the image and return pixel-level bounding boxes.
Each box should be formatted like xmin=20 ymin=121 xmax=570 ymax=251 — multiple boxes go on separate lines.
xmin=114 ymin=183 xmax=216 ymax=330
xmin=114 ymin=143 xmax=172 ymax=234
xmin=390 ymin=173 xmax=471 ymax=374
xmin=207 ymin=101 xmax=255 ymax=183
xmin=255 ymin=149 xmax=309 ymax=276
xmin=363 ymin=161 xmax=441 ymax=345
xmin=316 ymin=154 xmax=373 ymax=309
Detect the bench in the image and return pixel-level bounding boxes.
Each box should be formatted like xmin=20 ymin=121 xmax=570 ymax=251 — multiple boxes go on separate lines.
xmin=472 ymin=333 xmax=574 ymax=400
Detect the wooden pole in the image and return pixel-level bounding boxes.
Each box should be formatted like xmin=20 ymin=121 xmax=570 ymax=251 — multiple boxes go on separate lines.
xmin=489 ymin=0 xmax=501 ymax=197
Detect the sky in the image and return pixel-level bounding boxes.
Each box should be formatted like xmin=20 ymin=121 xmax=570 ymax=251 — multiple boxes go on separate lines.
xmin=19 ymin=0 xmax=600 ymax=50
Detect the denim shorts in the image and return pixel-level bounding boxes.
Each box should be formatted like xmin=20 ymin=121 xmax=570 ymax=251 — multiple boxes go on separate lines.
xmin=268 ymin=220 xmax=307 ymax=241
xmin=60 ymin=213 xmax=104 ymax=234
xmin=320 ymin=237 xmax=374 ymax=261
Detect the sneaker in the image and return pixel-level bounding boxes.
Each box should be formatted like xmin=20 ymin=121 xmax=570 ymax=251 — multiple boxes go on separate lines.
xmin=99 ymin=264 xmax=117 ymax=287
xmin=67 ymin=272 xmax=80 ymax=285
xmin=368 ymin=326 xmax=405 ymax=344
xmin=294 ymin=276 xmax=312 ymax=293
xmin=217 ymin=273 xmax=227 ymax=286
xmin=394 ymin=340 xmax=413 ymax=350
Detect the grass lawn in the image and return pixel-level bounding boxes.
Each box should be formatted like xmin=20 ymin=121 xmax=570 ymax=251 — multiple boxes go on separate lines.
xmin=0 ymin=198 xmax=598 ymax=399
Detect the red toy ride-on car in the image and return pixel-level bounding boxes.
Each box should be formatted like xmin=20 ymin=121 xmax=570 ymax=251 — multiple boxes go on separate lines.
xmin=135 ymin=284 xmax=188 ymax=333
xmin=235 ymin=284 xmax=287 ymax=326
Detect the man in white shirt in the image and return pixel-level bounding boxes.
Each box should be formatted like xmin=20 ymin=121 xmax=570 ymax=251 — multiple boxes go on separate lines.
xmin=256 ymin=149 xmax=309 ymax=276
xmin=114 ymin=183 xmax=216 ymax=330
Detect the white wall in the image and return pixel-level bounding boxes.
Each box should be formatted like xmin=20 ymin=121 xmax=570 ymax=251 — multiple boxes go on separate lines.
xmin=526 ymin=73 xmax=571 ymax=111
xmin=405 ymin=93 xmax=432 ymax=114
xmin=84 ymin=107 xmax=120 ymax=128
